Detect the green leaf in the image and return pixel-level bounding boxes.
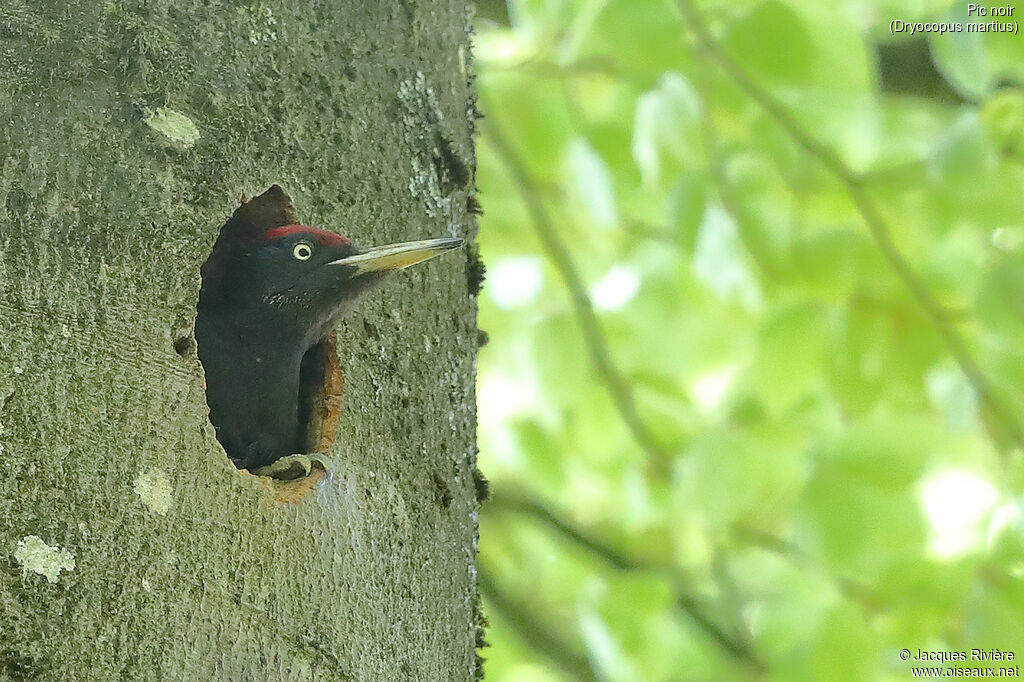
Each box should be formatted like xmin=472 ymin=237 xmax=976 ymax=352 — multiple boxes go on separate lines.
xmin=981 ymin=89 xmax=1024 ymax=162
xmin=569 ymin=136 xmax=618 ymax=228
xmin=631 ymin=72 xmax=701 ymax=187
xmin=578 ymin=0 xmax=689 ymax=76
xmin=750 ymin=302 xmax=827 ymax=414
xmin=929 ymin=2 xmax=993 ymax=101
xmin=692 ymin=203 xmax=762 ymax=311
xmin=807 ymin=603 xmax=877 ymax=682
xmin=924 ymin=365 xmax=979 ymax=433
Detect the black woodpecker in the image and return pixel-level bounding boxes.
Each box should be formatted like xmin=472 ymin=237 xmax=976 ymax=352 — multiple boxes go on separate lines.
xmin=195 ymin=185 xmax=462 ymax=473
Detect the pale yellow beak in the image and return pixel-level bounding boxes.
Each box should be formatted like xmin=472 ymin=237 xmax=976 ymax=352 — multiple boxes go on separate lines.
xmin=328 ymin=237 xmax=463 ymax=275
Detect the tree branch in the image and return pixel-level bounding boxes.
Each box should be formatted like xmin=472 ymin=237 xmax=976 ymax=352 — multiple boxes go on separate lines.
xmin=488 ymin=489 xmax=765 ymax=671
xmin=675 ymin=0 xmax=1024 ymax=452
xmin=477 ymin=567 xmax=598 ymax=681
xmin=730 ymin=523 xmax=888 ymax=616
xmin=481 ymin=114 xmax=675 ymax=473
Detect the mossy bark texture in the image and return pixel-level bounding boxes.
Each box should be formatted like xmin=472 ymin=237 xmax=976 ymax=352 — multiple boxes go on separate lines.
xmin=0 ymin=1 xmax=480 ymax=680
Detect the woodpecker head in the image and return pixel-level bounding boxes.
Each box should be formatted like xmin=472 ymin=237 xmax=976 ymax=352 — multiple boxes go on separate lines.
xmin=199 ymin=185 xmax=462 ymax=342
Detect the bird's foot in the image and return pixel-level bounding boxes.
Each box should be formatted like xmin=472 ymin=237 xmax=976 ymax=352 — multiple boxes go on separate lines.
xmin=252 ymin=453 xmax=330 ymax=480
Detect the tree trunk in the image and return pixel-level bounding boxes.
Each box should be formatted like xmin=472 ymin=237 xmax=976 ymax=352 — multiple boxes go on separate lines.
xmin=0 ymin=1 xmax=482 ymax=679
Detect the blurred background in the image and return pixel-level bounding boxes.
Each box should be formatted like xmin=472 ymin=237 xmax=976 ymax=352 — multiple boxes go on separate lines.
xmin=471 ymin=0 xmax=1024 ymax=680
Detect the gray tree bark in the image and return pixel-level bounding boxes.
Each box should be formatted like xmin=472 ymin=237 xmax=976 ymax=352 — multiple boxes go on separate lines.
xmin=0 ymin=1 xmax=482 ymax=680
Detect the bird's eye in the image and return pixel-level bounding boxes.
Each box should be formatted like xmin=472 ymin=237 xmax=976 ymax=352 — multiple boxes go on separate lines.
xmin=293 ymin=242 xmax=313 ymax=261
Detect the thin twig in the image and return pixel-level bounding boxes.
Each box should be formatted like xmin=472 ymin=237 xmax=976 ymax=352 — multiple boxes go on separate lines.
xmin=477 ymin=567 xmax=598 ymax=681
xmin=482 ymin=114 xmax=675 ymax=473
xmin=623 ymin=218 xmax=683 ymax=248
xmin=675 ymin=0 xmax=1024 ymax=452
xmin=711 ymin=550 xmax=761 ymax=662
xmin=489 ymin=490 xmax=766 ymax=671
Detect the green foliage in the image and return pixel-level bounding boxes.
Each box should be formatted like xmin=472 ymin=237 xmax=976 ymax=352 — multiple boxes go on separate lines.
xmin=476 ymin=1 xmax=1024 ymax=680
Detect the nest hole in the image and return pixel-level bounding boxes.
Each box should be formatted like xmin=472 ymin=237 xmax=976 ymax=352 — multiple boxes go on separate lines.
xmin=300 ymin=335 xmax=345 ymax=457
xmin=263 ymin=334 xmax=344 ymax=504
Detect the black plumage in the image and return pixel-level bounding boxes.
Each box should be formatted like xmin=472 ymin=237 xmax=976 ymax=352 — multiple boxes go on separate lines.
xmin=195 ymin=185 xmax=461 ymax=471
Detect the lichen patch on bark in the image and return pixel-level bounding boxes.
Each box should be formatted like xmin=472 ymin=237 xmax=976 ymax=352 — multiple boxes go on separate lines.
xmin=134 ymin=470 xmax=174 ymax=515
xmin=144 ymin=107 xmax=201 ymax=147
xmin=14 ymin=535 xmax=76 ymax=583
